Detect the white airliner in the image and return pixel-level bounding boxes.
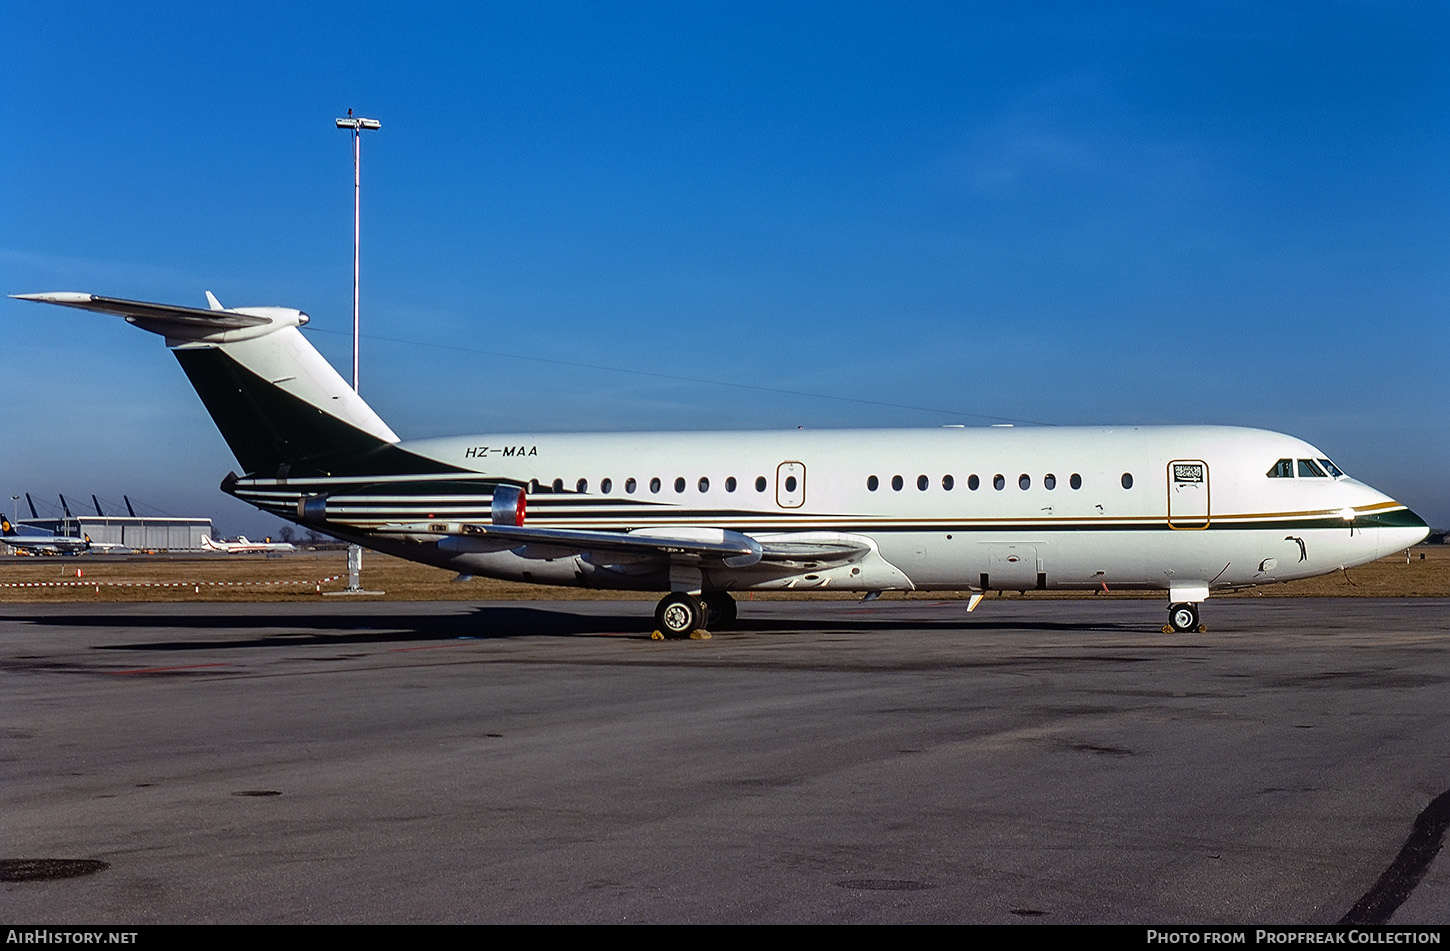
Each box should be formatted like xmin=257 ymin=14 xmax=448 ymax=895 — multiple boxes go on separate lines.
xmin=1 ymin=516 xmax=92 ymax=555
xmin=13 ymin=291 xmax=1429 ymax=636
xmin=201 ymin=534 xmax=297 ymax=554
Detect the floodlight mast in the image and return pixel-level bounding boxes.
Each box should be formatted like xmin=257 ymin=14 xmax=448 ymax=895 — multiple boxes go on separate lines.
xmin=334 ymin=111 xmax=380 ymax=594
xmin=334 ymin=112 xmax=381 ymax=391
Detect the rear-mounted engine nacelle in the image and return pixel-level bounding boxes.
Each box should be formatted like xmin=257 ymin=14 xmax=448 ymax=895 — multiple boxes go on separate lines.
xmin=491 ymin=485 xmax=526 ymax=526
xmin=298 ymin=494 xmax=329 ymax=524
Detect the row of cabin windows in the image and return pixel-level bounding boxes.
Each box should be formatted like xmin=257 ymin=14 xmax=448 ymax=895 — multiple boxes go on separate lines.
xmin=528 ymin=470 xmax=1139 ymax=496
xmin=866 ymin=472 xmax=1135 ymax=492
xmin=531 ymin=476 xmax=771 ymax=495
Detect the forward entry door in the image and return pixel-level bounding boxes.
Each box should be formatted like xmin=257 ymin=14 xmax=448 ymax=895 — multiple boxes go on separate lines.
xmin=1167 ymin=460 xmax=1210 ymax=529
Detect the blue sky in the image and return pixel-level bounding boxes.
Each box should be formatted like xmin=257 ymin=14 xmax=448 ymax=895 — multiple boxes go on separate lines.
xmin=4 ymin=2 xmax=1447 ymax=535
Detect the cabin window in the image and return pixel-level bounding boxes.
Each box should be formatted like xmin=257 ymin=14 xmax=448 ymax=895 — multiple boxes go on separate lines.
xmin=1121 ymin=472 xmax=1134 ymax=489
xmin=1297 ymin=459 xmax=1328 ymax=478
xmin=1018 ymin=474 xmax=1030 ymax=490
xmin=784 ymin=475 xmax=798 ymax=493
xmin=674 ymin=477 xmax=686 ymax=493
xmin=867 ymin=475 xmax=879 ymax=491
xmin=698 ymin=477 xmax=710 ymax=492
xmin=528 ymin=479 xmax=539 ymax=493
xmin=624 ymin=478 xmax=636 ymax=494
xmin=1318 ymin=458 xmax=1344 ymax=478
xmin=993 ymin=474 xmax=1005 ymax=491
xmin=600 ymin=478 xmax=613 ymax=494
xmin=1044 ymin=473 xmax=1056 ymax=490
xmin=917 ymin=475 xmax=928 ymax=491
xmin=891 ymin=475 xmax=904 ymax=491
xmin=968 ymin=474 xmax=980 ymax=491
xmin=942 ymin=474 xmax=954 ymax=490
xmin=1267 ymin=459 xmax=1294 ymax=478
xmin=551 ymin=478 xmax=563 ymax=492
xmin=755 ymin=476 xmax=767 ymax=492
xmin=650 ymin=477 xmax=661 ymax=493
xmin=1070 ymin=473 xmax=1082 ymax=490
xmin=726 ymin=476 xmax=737 ymax=492
xmin=576 ymin=478 xmax=588 ymax=493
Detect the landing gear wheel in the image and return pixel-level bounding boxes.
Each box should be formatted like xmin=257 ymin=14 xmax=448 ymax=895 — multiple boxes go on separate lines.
xmin=1168 ymin=602 xmax=1200 ymax=634
xmin=701 ymin=592 xmax=737 ymax=629
xmin=655 ymin=593 xmax=704 ymax=639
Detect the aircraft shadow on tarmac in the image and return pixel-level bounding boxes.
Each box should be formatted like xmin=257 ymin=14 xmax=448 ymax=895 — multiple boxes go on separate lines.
xmin=1 ymin=605 xmax=1152 ymax=653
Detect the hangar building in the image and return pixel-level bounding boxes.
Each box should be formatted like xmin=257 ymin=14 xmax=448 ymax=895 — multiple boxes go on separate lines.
xmin=7 ymin=516 xmax=213 ymax=552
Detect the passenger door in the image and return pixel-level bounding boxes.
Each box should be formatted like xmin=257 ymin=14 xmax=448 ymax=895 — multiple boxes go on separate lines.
xmin=1167 ymin=460 xmax=1210 ymax=529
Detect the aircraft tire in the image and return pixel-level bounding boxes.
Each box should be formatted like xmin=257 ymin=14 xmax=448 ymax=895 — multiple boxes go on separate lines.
xmin=656 ymin=593 xmax=704 ymax=639
xmin=702 ymin=592 xmax=737 ymax=629
xmin=1168 ymin=602 xmax=1199 ymax=633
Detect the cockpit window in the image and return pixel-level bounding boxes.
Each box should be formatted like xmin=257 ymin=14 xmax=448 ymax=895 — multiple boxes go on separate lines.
xmin=1297 ymin=459 xmax=1328 ymax=478
xmin=1318 ymin=458 xmax=1344 ymax=478
xmin=1267 ymin=459 xmax=1294 ymax=478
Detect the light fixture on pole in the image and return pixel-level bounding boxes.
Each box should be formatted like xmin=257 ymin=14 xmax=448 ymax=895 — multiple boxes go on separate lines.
xmin=334 ymin=109 xmax=381 ymax=594
xmin=334 ymin=109 xmax=381 ymax=392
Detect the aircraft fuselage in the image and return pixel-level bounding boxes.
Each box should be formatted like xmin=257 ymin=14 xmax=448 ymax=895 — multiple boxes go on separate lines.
xmin=228 ymin=424 xmax=1423 ymax=600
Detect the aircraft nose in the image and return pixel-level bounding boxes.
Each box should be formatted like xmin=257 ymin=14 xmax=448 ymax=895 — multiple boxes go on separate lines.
xmin=1373 ymin=505 xmax=1430 ymax=557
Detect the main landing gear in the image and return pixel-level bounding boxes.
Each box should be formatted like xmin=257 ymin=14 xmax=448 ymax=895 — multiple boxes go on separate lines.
xmin=1164 ymin=602 xmax=1205 ymax=634
xmin=652 ymin=591 xmax=737 ymax=640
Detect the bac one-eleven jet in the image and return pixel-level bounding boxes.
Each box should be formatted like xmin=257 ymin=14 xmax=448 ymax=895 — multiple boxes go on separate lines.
xmin=13 ymin=291 xmax=1429 ymax=637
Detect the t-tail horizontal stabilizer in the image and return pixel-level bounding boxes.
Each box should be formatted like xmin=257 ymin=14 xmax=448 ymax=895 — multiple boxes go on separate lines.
xmin=10 ymin=292 xmax=304 ymax=343
xmin=11 ymin=291 xmax=400 ymax=477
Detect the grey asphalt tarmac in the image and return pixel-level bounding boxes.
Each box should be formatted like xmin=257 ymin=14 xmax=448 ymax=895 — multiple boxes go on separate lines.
xmin=3 ymin=597 xmax=1448 ymax=924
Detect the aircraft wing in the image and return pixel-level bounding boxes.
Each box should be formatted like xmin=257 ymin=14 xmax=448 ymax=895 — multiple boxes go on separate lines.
xmin=385 ymin=522 xmax=765 ymax=567
xmin=379 ymin=522 xmax=872 ymax=570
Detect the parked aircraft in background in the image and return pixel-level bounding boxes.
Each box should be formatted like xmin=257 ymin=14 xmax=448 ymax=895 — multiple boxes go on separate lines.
xmin=14 ymin=291 xmax=1430 ymax=636
xmin=1 ymin=516 xmax=91 ymax=555
xmin=201 ymin=534 xmax=297 ymax=553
